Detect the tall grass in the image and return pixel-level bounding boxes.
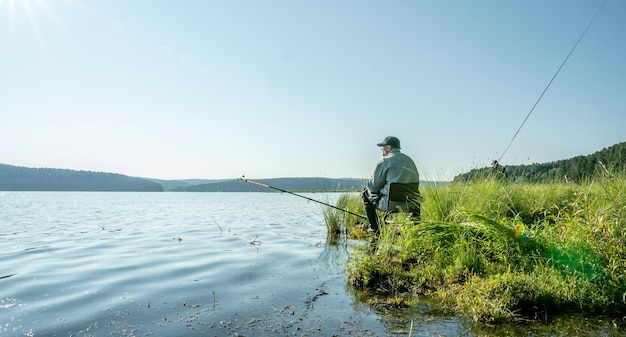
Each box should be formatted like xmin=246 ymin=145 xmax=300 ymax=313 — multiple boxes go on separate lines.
xmin=330 ymin=170 xmax=626 ymax=323
xmin=322 ymin=193 xmax=368 ymax=236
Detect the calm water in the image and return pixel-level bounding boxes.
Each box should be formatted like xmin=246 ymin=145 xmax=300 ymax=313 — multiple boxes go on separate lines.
xmin=3 ymin=192 xmax=622 ymax=337
xmin=1 ymin=192 xmax=468 ymax=337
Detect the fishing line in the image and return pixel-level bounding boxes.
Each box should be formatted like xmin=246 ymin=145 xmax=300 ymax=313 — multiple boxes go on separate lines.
xmin=496 ymin=0 xmax=608 ymax=164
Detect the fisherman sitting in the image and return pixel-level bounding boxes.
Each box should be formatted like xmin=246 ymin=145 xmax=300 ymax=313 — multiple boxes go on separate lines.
xmin=362 ymin=136 xmax=420 ymax=234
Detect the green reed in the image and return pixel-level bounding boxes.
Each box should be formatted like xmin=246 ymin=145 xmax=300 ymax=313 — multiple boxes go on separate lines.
xmin=329 ymin=170 xmax=626 ymax=323
xmin=322 ymin=192 xmax=367 ymax=236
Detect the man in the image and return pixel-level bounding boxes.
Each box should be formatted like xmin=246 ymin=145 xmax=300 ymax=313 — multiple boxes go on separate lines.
xmin=490 ymin=160 xmax=508 ymax=180
xmin=362 ymin=136 xmax=420 ymax=233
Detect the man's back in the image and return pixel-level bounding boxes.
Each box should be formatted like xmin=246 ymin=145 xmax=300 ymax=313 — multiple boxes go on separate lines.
xmin=383 ymin=150 xmax=419 ymax=185
xmin=371 ymin=149 xmax=419 ymax=211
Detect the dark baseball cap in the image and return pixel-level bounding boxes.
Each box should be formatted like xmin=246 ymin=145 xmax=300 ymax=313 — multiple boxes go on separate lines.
xmin=376 ymin=136 xmax=401 ymax=149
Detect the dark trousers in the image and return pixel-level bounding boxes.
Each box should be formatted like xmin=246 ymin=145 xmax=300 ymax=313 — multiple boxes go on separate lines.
xmin=362 ymin=189 xmax=380 ymax=233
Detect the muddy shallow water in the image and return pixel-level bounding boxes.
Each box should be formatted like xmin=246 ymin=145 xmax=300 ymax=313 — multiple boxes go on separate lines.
xmin=1 ymin=192 xmax=623 ymax=336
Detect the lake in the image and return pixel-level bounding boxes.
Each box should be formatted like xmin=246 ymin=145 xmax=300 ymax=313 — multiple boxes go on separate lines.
xmin=1 ymin=192 xmax=469 ymax=337
xmin=2 ymin=192 xmax=622 ymax=337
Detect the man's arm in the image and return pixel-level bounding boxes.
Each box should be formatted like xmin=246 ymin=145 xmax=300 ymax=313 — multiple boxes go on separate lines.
xmin=367 ymin=160 xmax=387 ymax=194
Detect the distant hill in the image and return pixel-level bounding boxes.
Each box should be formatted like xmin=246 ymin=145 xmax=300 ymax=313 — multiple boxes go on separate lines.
xmin=0 ymin=163 xmax=435 ymax=192
xmin=171 ymin=177 xmax=368 ymax=192
xmin=0 ymin=164 xmax=163 ymax=191
xmin=148 ymin=178 xmax=228 ymax=191
xmin=453 ymin=141 xmax=626 ymax=183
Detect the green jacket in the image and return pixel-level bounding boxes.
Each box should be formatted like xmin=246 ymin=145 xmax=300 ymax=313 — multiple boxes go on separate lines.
xmin=366 ymin=148 xmax=419 ymax=211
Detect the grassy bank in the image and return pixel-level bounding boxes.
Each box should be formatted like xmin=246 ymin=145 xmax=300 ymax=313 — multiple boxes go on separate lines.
xmin=324 ymin=170 xmax=626 ymax=323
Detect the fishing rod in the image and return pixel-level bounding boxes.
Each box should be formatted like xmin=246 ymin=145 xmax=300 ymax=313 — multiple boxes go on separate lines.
xmin=495 ymin=0 xmax=608 ymax=166
xmin=239 ymin=176 xmax=368 ymax=220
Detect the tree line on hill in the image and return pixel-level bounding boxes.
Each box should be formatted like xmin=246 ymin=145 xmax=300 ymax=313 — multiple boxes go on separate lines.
xmin=453 ymin=141 xmax=626 ymax=183
xmin=0 ymin=164 xmax=366 ymax=192
xmin=0 ymin=164 xmax=163 ymax=191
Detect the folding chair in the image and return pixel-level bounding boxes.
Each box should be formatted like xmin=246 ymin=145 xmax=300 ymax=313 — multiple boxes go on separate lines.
xmin=383 ymin=182 xmax=421 ymax=223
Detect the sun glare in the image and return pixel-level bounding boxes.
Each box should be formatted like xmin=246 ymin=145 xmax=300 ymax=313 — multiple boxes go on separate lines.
xmin=0 ymin=0 xmax=62 ymax=37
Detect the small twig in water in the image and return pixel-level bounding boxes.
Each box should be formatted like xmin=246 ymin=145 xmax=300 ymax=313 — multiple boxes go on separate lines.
xmin=249 ymin=235 xmax=261 ymax=246
xmin=212 ymin=218 xmax=223 ymax=233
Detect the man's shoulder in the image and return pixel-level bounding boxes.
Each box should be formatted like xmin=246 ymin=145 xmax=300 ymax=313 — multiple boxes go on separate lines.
xmin=387 ymin=150 xmax=411 ymax=159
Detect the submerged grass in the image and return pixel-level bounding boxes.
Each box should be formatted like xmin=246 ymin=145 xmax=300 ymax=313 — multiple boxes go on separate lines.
xmin=326 ymin=169 xmax=626 ymax=324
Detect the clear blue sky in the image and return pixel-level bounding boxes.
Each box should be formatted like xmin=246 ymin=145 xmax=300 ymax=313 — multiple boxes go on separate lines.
xmin=1 ymin=0 xmax=624 ymax=181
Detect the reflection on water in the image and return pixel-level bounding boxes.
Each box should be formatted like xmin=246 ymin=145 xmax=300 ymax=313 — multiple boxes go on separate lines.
xmin=0 ymin=192 xmax=623 ymax=336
